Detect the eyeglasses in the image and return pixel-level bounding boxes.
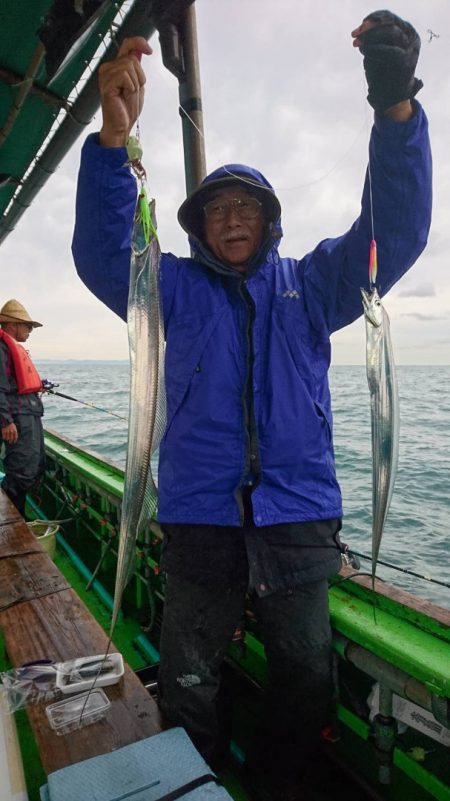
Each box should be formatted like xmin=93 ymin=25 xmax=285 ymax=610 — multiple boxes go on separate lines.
xmin=16 ymin=322 xmax=33 ymax=332
xmin=203 ymin=196 xmax=262 ymax=221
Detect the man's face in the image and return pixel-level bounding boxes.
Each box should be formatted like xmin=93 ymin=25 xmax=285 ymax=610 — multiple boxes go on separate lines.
xmin=5 ymin=321 xmax=32 ymax=342
xmin=203 ymin=187 xmax=265 ymax=273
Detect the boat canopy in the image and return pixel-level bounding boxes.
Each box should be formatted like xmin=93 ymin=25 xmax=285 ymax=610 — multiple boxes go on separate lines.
xmin=0 ymin=0 xmax=196 ymax=245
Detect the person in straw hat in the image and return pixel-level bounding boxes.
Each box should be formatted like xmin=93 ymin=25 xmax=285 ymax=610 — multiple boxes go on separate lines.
xmin=0 ymin=299 xmax=45 ymax=516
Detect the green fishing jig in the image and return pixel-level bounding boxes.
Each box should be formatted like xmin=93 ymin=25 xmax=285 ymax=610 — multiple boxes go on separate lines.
xmin=139 ymin=186 xmax=158 ymax=245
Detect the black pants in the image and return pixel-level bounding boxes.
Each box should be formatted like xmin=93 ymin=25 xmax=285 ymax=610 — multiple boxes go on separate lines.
xmin=158 ymin=574 xmax=332 ymax=776
xmin=1 ymin=414 xmax=45 ymax=516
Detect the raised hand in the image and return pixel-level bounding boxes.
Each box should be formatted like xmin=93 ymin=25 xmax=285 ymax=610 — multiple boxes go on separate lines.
xmin=352 ymin=10 xmax=422 ymax=117
xmin=98 ymin=36 xmax=153 ymax=148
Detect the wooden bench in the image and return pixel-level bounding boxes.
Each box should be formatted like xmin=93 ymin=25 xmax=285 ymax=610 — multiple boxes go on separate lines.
xmin=0 ymin=489 xmax=164 ymax=776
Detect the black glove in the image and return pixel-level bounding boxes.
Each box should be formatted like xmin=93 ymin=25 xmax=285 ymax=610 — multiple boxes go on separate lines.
xmin=359 ymin=10 xmax=423 ymax=113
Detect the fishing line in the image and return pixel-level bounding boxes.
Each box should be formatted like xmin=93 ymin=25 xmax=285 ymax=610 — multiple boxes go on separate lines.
xmin=367 ymin=147 xmax=375 ymax=246
xmin=178 ymin=103 xmax=204 ymax=139
xmin=222 ymin=119 xmax=369 ymax=193
xmin=155 ymin=56 xmax=369 ymax=194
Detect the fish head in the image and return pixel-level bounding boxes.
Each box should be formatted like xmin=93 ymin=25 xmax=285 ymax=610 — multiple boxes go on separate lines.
xmin=361 ymin=287 xmax=383 ymax=328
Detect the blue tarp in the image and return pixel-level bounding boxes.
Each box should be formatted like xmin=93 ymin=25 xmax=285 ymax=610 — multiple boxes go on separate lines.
xmin=40 ymin=728 xmax=231 ymax=801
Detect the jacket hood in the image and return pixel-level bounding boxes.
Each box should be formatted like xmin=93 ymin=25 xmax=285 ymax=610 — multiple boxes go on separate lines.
xmin=177 ymin=164 xmax=283 ymax=275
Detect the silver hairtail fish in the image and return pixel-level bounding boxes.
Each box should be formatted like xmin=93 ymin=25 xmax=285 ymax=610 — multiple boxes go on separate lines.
xmin=361 ymin=287 xmax=399 ymax=591
xmin=110 ymin=193 xmax=166 ymax=634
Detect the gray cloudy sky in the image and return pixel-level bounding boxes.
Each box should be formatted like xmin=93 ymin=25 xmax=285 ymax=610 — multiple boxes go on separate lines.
xmin=2 ymin=0 xmax=449 ymax=363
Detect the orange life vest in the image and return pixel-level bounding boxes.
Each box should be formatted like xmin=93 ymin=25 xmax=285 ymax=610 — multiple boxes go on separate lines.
xmin=0 ymin=330 xmax=42 ymax=394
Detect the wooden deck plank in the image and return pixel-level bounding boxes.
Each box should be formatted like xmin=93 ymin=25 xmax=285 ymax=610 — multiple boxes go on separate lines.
xmin=1 ymin=590 xmax=164 ymax=774
xmin=0 ymin=551 xmax=71 ymax=610
xmin=0 ymin=494 xmax=164 ymax=775
xmin=0 ymin=519 xmax=43 ymax=558
xmin=0 ymin=488 xmax=21 ymax=525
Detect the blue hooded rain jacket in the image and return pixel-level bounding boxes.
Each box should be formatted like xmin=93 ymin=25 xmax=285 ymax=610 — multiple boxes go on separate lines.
xmin=72 ymin=104 xmax=432 ymax=528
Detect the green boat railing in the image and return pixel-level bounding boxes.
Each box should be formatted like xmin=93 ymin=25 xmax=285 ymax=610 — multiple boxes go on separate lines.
xmin=18 ymin=427 xmax=450 ymax=801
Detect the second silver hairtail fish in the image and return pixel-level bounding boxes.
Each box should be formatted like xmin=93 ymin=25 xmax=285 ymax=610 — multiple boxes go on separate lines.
xmin=361 ymin=286 xmax=399 ymax=591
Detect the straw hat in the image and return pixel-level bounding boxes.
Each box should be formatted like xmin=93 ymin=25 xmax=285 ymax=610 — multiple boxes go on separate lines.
xmin=0 ymin=299 xmax=42 ymax=328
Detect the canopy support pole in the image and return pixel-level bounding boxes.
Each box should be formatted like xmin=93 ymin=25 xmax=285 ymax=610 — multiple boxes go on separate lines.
xmin=159 ymin=2 xmax=206 ymax=196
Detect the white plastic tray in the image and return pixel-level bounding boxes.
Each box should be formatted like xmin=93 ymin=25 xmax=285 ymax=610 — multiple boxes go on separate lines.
xmin=46 ymin=688 xmax=110 ymax=734
xmin=55 ymin=653 xmax=124 ymax=695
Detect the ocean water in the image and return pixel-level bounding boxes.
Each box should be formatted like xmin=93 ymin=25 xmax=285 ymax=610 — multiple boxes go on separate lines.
xmin=37 ymin=360 xmax=450 ymax=610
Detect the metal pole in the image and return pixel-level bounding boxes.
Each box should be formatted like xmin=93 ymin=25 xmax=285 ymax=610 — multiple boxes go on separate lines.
xmin=178 ymin=3 xmax=206 ymax=195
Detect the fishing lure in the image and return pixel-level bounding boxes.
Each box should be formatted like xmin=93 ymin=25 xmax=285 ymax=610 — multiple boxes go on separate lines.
xmin=138 ymin=185 xmax=158 ymax=246
xmin=369 ymin=238 xmax=378 ymax=286
xmin=126 ymin=129 xmax=158 ymax=247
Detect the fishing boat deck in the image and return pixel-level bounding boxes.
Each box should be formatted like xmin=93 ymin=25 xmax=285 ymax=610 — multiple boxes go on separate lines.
xmin=0 ymin=488 xmax=164 ymax=776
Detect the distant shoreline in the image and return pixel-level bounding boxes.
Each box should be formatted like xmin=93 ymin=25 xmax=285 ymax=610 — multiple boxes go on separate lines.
xmin=36 ymin=359 xmax=129 ymax=363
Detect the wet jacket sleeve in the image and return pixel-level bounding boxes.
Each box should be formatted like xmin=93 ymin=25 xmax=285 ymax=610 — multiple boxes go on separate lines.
xmin=302 ymin=101 xmax=432 ymax=334
xmin=71 ymin=134 xmax=138 ymax=321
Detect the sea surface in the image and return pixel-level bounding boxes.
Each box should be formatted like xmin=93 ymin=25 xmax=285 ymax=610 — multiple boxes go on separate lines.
xmin=37 ymin=361 xmax=450 ymax=610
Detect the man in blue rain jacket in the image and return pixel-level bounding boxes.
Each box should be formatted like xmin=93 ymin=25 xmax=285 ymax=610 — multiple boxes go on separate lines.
xmin=72 ymin=11 xmax=432 ymax=799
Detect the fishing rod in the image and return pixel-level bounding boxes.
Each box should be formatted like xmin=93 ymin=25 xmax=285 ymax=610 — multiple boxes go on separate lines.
xmin=351 ymin=550 xmax=450 ymax=591
xmin=41 ymin=380 xmax=127 ymax=421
